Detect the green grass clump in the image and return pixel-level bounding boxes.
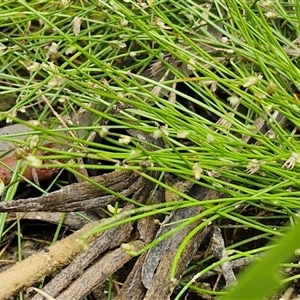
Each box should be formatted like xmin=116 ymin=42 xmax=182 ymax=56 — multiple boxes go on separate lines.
xmin=1 ymin=0 xmax=300 ymax=298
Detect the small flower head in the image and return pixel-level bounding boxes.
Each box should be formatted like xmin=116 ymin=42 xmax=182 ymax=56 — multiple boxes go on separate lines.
xmin=111 ymin=41 xmax=127 ymax=49
xmin=255 ymin=92 xmax=267 ymax=100
xmin=170 ymin=278 xmax=179 ymax=289
xmin=147 ymin=0 xmax=155 ymax=6
xmin=152 ymin=129 xmax=162 ymax=139
xmin=129 ymin=51 xmax=137 ymax=58
xmin=0 ymin=179 xmax=5 ymax=195
xmin=0 ymin=43 xmax=7 ymax=52
xmin=73 ymin=16 xmax=81 ymax=36
xmin=265 ymin=11 xmax=277 ymax=19
xmin=15 ymin=148 xmax=27 ymax=159
xmin=26 ymin=61 xmax=41 ymax=73
xmin=119 ymin=18 xmax=128 ymax=27
xmin=220 ymin=37 xmax=229 ymax=43
xmin=109 ymin=1 xmax=119 ymax=10
xmin=206 ymin=170 xmax=220 ymax=178
xmin=160 ymin=125 xmax=169 ymax=136
xmin=48 ymin=75 xmax=65 ymax=88
xmin=65 ymin=46 xmax=77 ymax=55
xmin=246 ymin=159 xmax=260 ymax=175
xmin=227 ymin=95 xmax=240 ymax=107
xmin=42 ymin=61 xmax=57 ymax=71
xmin=47 ymin=42 xmax=59 ymax=61
xmin=121 ymin=243 xmax=135 ymax=253
xmin=62 ymin=115 xmax=73 ymax=125
xmin=282 ymin=153 xmax=300 ymax=170
xmin=58 ymin=96 xmax=69 ymax=104
xmin=266 ymin=130 xmax=277 ymax=140
xmin=138 ymin=0 xmax=148 ymax=8
xmin=207 ymin=134 xmax=215 ymax=144
xmin=26 ymin=154 xmax=43 ymax=168
xmin=152 ymin=17 xmax=165 ymax=28
xmin=177 ymin=131 xmax=190 ymax=139
xmin=258 ymin=0 xmax=274 ymax=8
xmin=193 ymin=163 xmax=203 ymax=180
xmin=6 ymin=109 xmax=17 ymax=123
xmin=28 ymin=120 xmax=42 ymax=127
xmin=119 ymin=135 xmax=131 ymax=145
xmin=210 ymin=82 xmax=218 ymax=93
xmin=187 ymin=58 xmax=196 ymax=71
xmin=107 ymin=204 xmax=122 ymax=214
xmin=18 ymin=106 xmax=26 ymax=113
xmin=99 ymin=127 xmax=109 ymax=138
xmin=28 ymin=135 xmax=40 ymax=149
xmin=267 ymin=81 xmax=276 ymax=95
xmin=243 ymin=74 xmax=263 ymax=88
xmin=130 ymin=149 xmax=141 ymax=157
xmin=60 ymin=0 xmax=72 ymax=8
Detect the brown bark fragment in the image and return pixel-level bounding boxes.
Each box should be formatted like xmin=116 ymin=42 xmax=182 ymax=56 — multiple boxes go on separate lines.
xmin=142 ymin=187 xmax=222 ymax=299
xmin=143 ymin=226 xmax=211 ymax=300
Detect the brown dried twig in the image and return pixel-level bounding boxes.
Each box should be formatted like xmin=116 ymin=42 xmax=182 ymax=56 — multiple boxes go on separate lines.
xmin=0 ymin=170 xmax=141 ymax=212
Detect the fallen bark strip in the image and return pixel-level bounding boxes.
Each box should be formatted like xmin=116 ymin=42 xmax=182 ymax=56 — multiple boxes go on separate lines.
xmin=0 ymin=220 xmax=102 ymax=300
xmin=141 ymin=203 xmax=205 ymax=289
xmin=142 ymin=185 xmax=212 ymax=288
xmin=143 ymin=225 xmax=212 ymax=300
xmin=0 ymin=170 xmax=140 ymax=212
xmin=31 ymin=220 xmax=133 ymax=300
xmin=56 ymin=240 xmax=145 ymax=300
xmin=211 ymin=227 xmax=236 ymax=287
xmin=142 ymin=186 xmax=221 ymax=299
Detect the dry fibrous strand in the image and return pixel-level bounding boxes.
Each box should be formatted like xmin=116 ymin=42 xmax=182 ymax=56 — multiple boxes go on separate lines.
xmin=112 ymin=189 xmax=165 ymax=300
